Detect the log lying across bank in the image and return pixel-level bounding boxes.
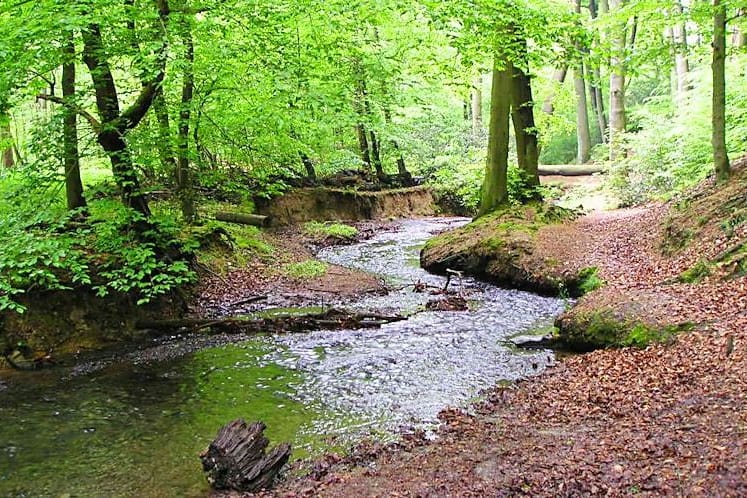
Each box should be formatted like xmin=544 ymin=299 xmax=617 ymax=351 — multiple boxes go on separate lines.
xmin=215 ymin=211 xmax=271 ymax=227
xmin=135 ymin=308 xmax=406 ymax=334
xmin=538 ymin=164 xmax=604 ymax=176
xmin=200 ymin=419 xmax=291 ymax=492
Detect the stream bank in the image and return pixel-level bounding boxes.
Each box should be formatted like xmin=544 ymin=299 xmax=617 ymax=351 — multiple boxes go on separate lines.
xmin=0 ymin=217 xmax=565 ymax=498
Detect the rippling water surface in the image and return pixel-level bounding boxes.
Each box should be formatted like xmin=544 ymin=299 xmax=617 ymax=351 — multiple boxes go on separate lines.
xmin=0 ymin=217 xmax=563 ymax=498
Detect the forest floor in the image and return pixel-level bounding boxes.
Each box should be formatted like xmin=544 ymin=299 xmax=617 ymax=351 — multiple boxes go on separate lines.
xmin=256 ymin=169 xmax=747 ymax=497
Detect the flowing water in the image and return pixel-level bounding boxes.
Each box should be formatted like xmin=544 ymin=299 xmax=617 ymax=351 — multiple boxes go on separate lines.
xmin=0 ymin=218 xmax=564 ymax=498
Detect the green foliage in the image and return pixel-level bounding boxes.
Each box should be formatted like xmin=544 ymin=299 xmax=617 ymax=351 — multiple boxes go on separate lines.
xmin=303 ymin=221 xmax=358 ymax=240
xmin=283 ymin=260 xmax=329 ymax=280
xmin=576 ymin=267 xmax=605 ymax=295
xmin=678 ymin=260 xmax=712 ymax=284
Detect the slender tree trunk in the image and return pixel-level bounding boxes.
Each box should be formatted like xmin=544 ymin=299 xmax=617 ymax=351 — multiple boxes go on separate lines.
xmin=299 ymin=152 xmax=316 ymax=180
xmin=177 ymin=22 xmax=195 ymax=222
xmin=471 ymin=76 xmax=483 ymax=136
xmin=0 ymin=118 xmax=14 ymax=168
xmin=62 ymin=35 xmax=86 ymax=210
xmin=369 ymin=130 xmax=386 ymax=181
xmin=511 ymin=64 xmax=540 ymax=188
xmin=732 ymin=8 xmax=747 ymax=47
xmin=713 ymin=0 xmax=730 ymax=182
xmin=479 ymin=56 xmax=512 ymax=216
xmin=588 ymin=0 xmax=608 ymax=143
xmin=672 ymin=1 xmax=691 ymax=96
xmin=153 ymin=88 xmax=176 ymax=171
xmin=356 ymin=124 xmax=371 ymax=170
xmin=541 ymin=67 xmax=567 ymax=115
xmin=608 ymin=0 xmax=627 ymax=161
xmin=575 ymin=65 xmax=592 ymax=163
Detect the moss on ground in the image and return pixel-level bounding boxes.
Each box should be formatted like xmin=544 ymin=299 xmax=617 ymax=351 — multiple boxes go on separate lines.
xmin=421 ymin=203 xmax=583 ymax=295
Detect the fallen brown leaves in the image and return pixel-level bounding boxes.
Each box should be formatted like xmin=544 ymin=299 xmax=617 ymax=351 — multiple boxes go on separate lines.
xmin=260 ymin=169 xmax=747 ymax=497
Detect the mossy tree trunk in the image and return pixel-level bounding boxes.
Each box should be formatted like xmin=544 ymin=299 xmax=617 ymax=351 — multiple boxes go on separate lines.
xmin=176 ymin=18 xmax=196 ymax=222
xmin=712 ymin=0 xmax=730 ymax=182
xmin=478 ymin=55 xmax=512 ymax=216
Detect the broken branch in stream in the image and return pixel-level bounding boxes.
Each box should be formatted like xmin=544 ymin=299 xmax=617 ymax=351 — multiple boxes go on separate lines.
xmin=135 ymin=308 xmax=406 ymax=334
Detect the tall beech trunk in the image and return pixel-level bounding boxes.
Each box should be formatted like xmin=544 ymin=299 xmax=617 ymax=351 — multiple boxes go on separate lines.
xmin=62 ymin=36 xmax=86 ymax=210
xmin=541 ymin=67 xmax=567 ymax=115
xmin=177 ymin=22 xmax=195 ymax=222
xmin=479 ymin=56 xmax=512 ymax=216
xmin=511 ymin=64 xmax=540 ymax=187
xmin=471 ymin=76 xmax=483 ymax=136
xmin=588 ymin=0 xmax=608 ymax=143
xmin=713 ymin=0 xmax=730 ymax=182
xmin=574 ymin=64 xmax=592 ymax=163
xmin=672 ymin=1 xmax=691 ymax=96
xmin=608 ymin=0 xmax=627 ymax=161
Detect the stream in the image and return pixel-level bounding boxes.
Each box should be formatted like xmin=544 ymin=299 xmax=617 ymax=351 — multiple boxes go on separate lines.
xmin=0 ymin=217 xmax=565 ymax=498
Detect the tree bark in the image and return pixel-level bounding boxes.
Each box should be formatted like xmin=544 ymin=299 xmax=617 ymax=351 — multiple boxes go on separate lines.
xmin=608 ymin=0 xmax=627 ymax=161
xmin=471 ymin=75 xmax=483 ymax=136
xmin=177 ymin=20 xmax=196 ymax=222
xmin=0 ymin=118 xmax=14 ymax=168
xmin=200 ymin=420 xmax=291 ymax=492
xmin=574 ymin=64 xmax=592 ymax=163
xmin=215 ymin=212 xmax=270 ymax=227
xmin=478 ymin=56 xmax=512 ymax=216
xmin=356 ymin=123 xmax=371 ymax=170
xmin=62 ymin=35 xmax=86 ymax=210
xmin=541 ymin=67 xmax=567 ymax=115
xmin=672 ymin=1 xmax=691 ymax=96
xmin=369 ymin=130 xmax=386 ymax=181
xmin=153 ymin=87 xmax=176 ymax=172
xmin=713 ymin=0 xmax=730 ymax=182
xmin=80 ymin=0 xmax=170 ymax=217
xmin=511 ymin=64 xmax=540 ymax=187
xmin=300 ymin=152 xmax=316 ymax=180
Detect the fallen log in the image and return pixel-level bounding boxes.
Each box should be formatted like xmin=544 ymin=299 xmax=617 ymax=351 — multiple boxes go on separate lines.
xmin=134 ymin=308 xmax=406 ymax=334
xmin=538 ymin=164 xmax=604 ymax=176
xmin=200 ymin=419 xmax=291 ymax=492
xmin=215 ymin=211 xmax=271 ymax=227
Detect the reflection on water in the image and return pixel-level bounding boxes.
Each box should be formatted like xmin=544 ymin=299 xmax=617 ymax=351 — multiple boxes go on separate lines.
xmin=0 ymin=218 xmax=564 ymax=498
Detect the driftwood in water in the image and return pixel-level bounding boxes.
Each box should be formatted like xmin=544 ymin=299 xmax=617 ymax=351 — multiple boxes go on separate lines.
xmin=538 ymin=164 xmax=604 ymax=177
xmin=200 ymin=419 xmax=291 ymax=492
xmin=134 ymin=308 xmax=406 ymax=334
xmin=215 ymin=211 xmax=270 ymax=227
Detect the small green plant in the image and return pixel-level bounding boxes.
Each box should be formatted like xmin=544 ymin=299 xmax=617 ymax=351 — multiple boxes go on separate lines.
xmin=577 ymin=267 xmax=605 ymax=295
xmin=303 ymin=221 xmax=358 ymax=240
xmin=678 ymin=260 xmax=711 ymax=284
xmin=283 ymin=260 xmax=328 ymax=279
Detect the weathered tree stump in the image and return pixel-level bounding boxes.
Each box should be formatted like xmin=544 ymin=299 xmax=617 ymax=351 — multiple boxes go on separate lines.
xmin=200 ymin=419 xmax=291 ymax=492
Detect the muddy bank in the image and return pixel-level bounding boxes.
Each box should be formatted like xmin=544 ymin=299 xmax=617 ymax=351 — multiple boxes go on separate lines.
xmin=419 ymin=203 xmax=596 ymax=297
xmin=256 ymin=186 xmax=439 ymax=225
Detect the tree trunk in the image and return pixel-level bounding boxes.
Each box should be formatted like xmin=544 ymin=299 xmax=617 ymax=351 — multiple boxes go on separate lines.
xmin=471 ymin=75 xmax=483 ymax=136
xmin=62 ymin=35 xmax=86 ymax=210
xmin=541 ymin=67 xmax=567 ymax=115
xmin=0 ymin=118 xmax=14 ymax=168
xmin=356 ymin=123 xmax=371 ymax=170
xmin=177 ymin=21 xmax=196 ymax=222
xmin=215 ymin=212 xmax=270 ymax=227
xmin=574 ymin=64 xmax=592 ymax=163
xmin=200 ymin=420 xmax=291 ymax=492
xmin=588 ymin=0 xmax=608 ymax=143
xmin=672 ymin=1 xmax=691 ymax=96
xmin=478 ymin=56 xmax=512 ymax=216
xmin=300 ymin=152 xmax=316 ymax=181
xmin=369 ymin=130 xmax=386 ymax=181
xmin=713 ymin=0 xmax=730 ymax=182
xmin=153 ymin=88 xmax=176 ymax=172
xmin=511 ymin=64 xmax=540 ymax=187
xmin=608 ymin=0 xmax=627 ymax=161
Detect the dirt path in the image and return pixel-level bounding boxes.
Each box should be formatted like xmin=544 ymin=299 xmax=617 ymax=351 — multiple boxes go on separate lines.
xmin=264 ymin=202 xmax=747 ymax=497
